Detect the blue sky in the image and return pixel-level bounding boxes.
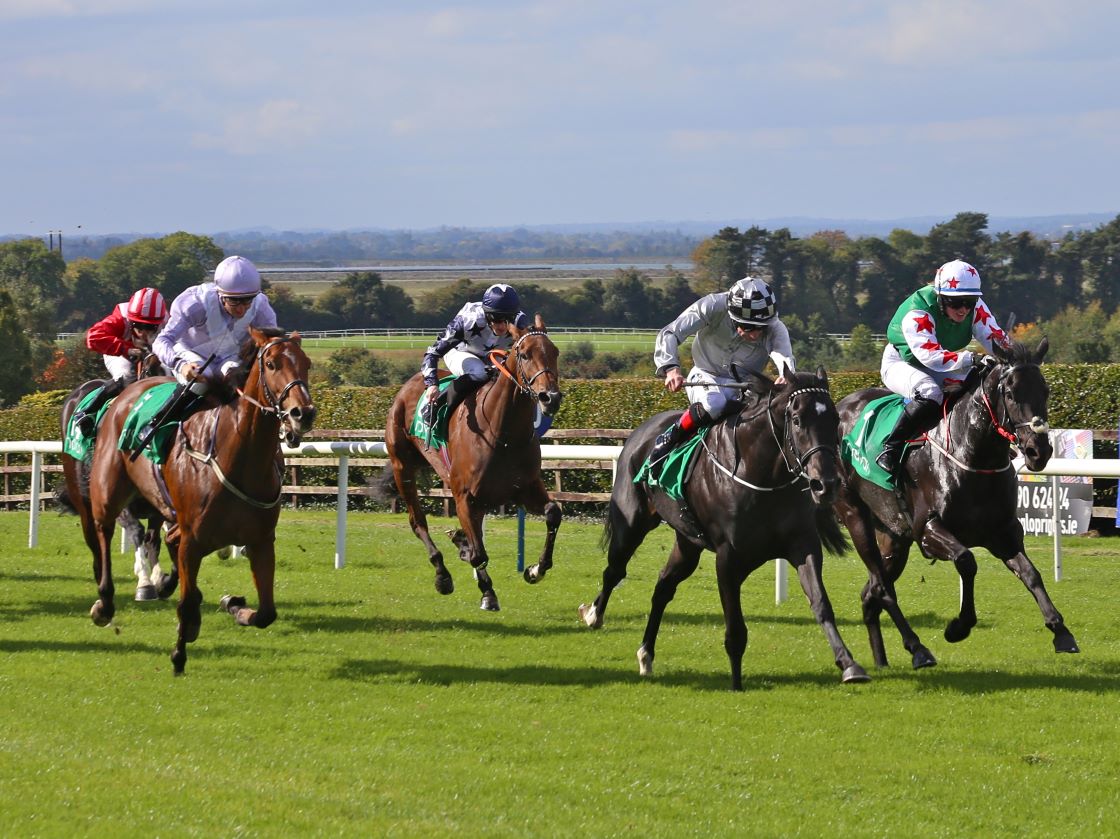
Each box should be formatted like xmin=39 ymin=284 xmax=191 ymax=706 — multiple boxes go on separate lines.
xmin=3 ymin=0 xmax=1119 ymax=236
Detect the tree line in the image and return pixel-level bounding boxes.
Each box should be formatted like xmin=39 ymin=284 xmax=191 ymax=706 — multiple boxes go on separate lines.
xmin=3 ymin=211 xmax=1120 ymax=406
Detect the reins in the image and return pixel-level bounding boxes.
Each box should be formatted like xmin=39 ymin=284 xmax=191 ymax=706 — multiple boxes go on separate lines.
xmin=487 ymin=329 xmax=556 ymax=395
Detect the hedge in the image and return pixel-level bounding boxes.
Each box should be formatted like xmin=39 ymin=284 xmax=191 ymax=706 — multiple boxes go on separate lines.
xmin=5 ymin=367 xmax=1120 ymax=441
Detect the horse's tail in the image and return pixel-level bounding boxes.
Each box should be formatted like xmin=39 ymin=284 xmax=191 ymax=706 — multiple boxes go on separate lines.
xmin=599 ymin=511 xmax=614 ymax=554
xmin=368 ymin=468 xmax=401 ymax=504
xmin=54 ymin=484 xmax=78 ymax=516
xmin=816 ymin=506 xmax=849 ymax=556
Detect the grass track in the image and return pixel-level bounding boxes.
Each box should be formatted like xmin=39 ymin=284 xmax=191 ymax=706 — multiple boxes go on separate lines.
xmin=1 ymin=510 xmax=1119 ymax=836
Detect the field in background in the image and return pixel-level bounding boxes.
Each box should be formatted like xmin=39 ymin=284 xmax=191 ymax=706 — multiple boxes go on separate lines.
xmin=2 ymin=510 xmax=1118 ymax=836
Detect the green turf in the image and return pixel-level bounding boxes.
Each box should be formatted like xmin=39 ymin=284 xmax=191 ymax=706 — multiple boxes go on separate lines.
xmin=1 ymin=510 xmax=1118 ymax=836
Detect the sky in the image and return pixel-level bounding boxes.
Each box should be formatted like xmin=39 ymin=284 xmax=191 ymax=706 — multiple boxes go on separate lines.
xmin=3 ymin=0 xmax=1119 ymax=236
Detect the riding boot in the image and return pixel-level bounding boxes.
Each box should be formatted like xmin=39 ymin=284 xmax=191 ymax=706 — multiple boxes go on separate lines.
xmin=648 ymin=403 xmax=712 ymax=482
xmin=875 ymin=397 xmax=941 ymax=476
xmin=73 ymin=377 xmax=128 ymax=437
xmin=443 ymin=375 xmax=487 ymax=416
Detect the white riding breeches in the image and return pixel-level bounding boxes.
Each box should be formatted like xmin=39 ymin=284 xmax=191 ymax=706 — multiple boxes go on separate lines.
xmin=443 ymin=348 xmax=489 ymax=382
xmin=880 ymin=344 xmax=956 ymax=404
xmin=103 ymin=354 xmax=134 ymax=381
xmin=683 ymin=368 xmax=740 ymax=417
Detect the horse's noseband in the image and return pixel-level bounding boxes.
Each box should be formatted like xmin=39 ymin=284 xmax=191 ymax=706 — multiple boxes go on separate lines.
xmin=246 ymin=337 xmax=312 ymax=427
xmin=774 ymin=386 xmax=839 ymax=479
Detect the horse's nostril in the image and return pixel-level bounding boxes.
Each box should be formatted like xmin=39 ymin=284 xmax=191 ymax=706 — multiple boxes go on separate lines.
xmin=289 ymin=406 xmax=302 ymax=420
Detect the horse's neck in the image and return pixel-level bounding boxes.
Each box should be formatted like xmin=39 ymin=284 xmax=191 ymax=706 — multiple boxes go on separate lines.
xmin=945 ymin=387 xmax=1008 ymax=466
xmin=725 ymin=405 xmax=787 ymax=480
xmin=478 ymin=370 xmax=533 ymax=438
xmin=223 ymin=378 xmax=281 ymax=463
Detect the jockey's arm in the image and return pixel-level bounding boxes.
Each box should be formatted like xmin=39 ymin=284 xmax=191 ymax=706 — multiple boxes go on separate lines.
xmin=152 ymin=294 xmax=206 ymax=378
xmin=900 ymin=309 xmax=974 ymax=373
xmin=421 ymin=316 xmax=467 ymax=387
xmin=654 ymin=298 xmax=710 ymax=377
xmin=971 ymin=301 xmax=1008 ymax=353
xmin=86 ymin=309 xmax=133 ymax=358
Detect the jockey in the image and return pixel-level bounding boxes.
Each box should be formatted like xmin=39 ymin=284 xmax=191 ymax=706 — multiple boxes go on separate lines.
xmin=72 ymin=287 xmax=168 ymax=436
xmin=420 ymin=283 xmax=531 ymax=422
xmin=648 ymin=276 xmax=795 ymax=475
xmin=875 ymin=258 xmax=1010 ymax=476
xmin=152 ymin=255 xmax=278 ymax=420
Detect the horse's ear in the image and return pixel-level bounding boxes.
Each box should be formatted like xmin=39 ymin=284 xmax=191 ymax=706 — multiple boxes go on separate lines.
xmin=1034 ymin=336 xmax=1049 ymax=363
xmin=815 ymin=365 xmax=829 ymax=389
xmin=249 ymin=326 xmax=267 ymax=345
xmin=534 ymin=313 xmax=547 ymax=332
xmin=290 ymin=330 xmax=302 ymax=346
xmin=991 ymin=339 xmax=1013 ymax=363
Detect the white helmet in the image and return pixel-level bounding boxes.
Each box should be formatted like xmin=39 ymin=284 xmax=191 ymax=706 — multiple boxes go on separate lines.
xmin=214 ymin=255 xmax=261 ymax=295
xmin=727 ymin=277 xmax=777 ymax=326
xmin=934 ymin=259 xmax=982 ymax=297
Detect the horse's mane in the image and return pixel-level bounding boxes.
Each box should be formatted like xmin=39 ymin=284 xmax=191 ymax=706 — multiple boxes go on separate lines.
xmin=1000 ymin=339 xmax=1034 ymax=367
xmin=217 ymin=328 xmax=291 ymax=395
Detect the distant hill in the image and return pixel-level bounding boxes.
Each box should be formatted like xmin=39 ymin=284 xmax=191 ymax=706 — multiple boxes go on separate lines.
xmin=5 ymin=212 xmax=1116 ymax=263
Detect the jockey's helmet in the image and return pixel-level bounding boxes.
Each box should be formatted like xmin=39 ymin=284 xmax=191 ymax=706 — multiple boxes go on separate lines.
xmin=727 ymin=277 xmax=777 ymax=327
xmin=214 ymin=255 xmax=262 ymax=296
xmin=126 ymin=287 xmax=168 ymax=326
xmin=934 ymin=259 xmax=983 ymax=297
xmin=482 ymin=283 xmax=521 ymax=318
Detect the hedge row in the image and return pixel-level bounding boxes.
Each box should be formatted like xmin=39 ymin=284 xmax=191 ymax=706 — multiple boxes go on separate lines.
xmin=4 ymin=366 xmax=1120 ymax=442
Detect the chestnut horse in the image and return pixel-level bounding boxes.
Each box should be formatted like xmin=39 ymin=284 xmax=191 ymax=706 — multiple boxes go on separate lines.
xmin=78 ymin=327 xmax=315 ymax=673
xmin=384 ymin=316 xmax=562 ymax=611
xmin=833 ymin=337 xmax=1078 ymax=669
xmin=578 ymin=368 xmax=869 ymax=690
xmin=59 ymin=352 xmax=177 ymax=602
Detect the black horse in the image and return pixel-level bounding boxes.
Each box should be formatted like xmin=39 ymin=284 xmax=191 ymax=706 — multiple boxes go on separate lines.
xmin=832 ymin=337 xmax=1078 ymax=669
xmin=578 ymin=368 xmax=869 ymax=690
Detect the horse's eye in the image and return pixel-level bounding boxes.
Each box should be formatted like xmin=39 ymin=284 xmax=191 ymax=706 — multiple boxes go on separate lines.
xmin=792 ymin=415 xmax=801 ymax=428
xmin=266 ymin=360 xmax=276 ymax=370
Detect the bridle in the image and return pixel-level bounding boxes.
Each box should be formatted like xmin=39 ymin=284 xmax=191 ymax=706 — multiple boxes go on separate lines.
xmin=237 ymin=337 xmax=311 ymax=428
xmin=701 ymin=383 xmax=839 ymax=491
xmin=488 ymin=330 xmax=557 ymax=395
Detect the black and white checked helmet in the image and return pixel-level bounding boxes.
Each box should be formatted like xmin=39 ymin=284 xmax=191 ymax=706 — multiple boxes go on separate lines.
xmin=727 ymin=277 xmax=777 ymax=326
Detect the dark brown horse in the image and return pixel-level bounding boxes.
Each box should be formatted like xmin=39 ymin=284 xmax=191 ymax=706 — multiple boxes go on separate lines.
xmin=76 ymin=328 xmax=316 ymax=673
xmin=60 ymin=352 xmax=177 ymax=602
xmin=384 ymin=316 xmax=563 ymax=611
xmin=578 ymin=368 xmax=869 ymax=690
xmin=833 ymin=337 xmax=1078 ymax=669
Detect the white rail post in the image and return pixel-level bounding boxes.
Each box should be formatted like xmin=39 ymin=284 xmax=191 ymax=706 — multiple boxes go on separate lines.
xmin=775 ymin=559 xmax=788 ymax=604
xmin=28 ymin=450 xmax=42 ymax=548
xmin=335 ymin=454 xmax=349 ymax=569
xmin=1052 ymin=475 xmax=1063 ymax=581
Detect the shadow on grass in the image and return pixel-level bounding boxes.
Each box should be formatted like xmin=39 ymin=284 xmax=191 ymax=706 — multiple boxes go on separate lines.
xmin=285 ymin=613 xmax=596 ymax=637
xmin=0 ymin=637 xmax=167 ymax=655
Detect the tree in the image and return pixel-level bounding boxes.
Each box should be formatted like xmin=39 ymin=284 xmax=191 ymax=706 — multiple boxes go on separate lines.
xmin=602 ymin=269 xmax=658 ymax=327
xmin=0 ymin=238 xmax=68 ymax=380
xmin=315 ymin=271 xmax=417 ymax=329
xmin=0 ymin=289 xmax=33 ymax=406
xmin=840 ymin=324 xmax=883 ymax=371
xmin=96 ymin=232 xmax=224 ymax=304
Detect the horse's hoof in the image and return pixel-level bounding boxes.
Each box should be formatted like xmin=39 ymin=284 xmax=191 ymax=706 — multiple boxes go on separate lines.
xmin=911 ymin=648 xmax=938 ymax=669
xmin=90 ymin=600 xmax=112 ymax=627
xmin=578 ymin=603 xmax=602 ymax=629
xmin=637 ymin=646 xmax=653 ymax=677
xmin=170 ymin=649 xmax=186 ymax=675
xmin=523 ymin=565 xmax=544 ymax=584
xmin=841 ymin=664 xmax=871 ymax=683
xmin=944 ymin=619 xmax=973 ymax=643
xmin=479 ymin=593 xmax=500 ymax=612
xmin=434 ymin=571 xmax=454 ymax=596
xmin=134 ymin=584 xmax=157 ymax=602
xmin=1054 ymin=633 xmax=1080 ymax=654
xmin=156 ymin=574 xmax=177 ymax=600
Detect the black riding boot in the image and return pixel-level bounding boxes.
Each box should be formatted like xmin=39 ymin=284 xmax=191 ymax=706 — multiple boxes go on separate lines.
xmin=875 ymin=397 xmax=941 ymax=476
xmin=443 ymin=375 xmax=487 ymax=416
xmin=73 ymin=377 xmax=129 ymax=436
xmin=648 ymin=403 xmax=712 ymax=481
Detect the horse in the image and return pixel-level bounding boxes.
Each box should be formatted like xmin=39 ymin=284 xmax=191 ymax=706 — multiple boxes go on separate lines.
xmin=578 ymin=368 xmax=870 ymax=691
xmin=59 ymin=352 xmax=177 ymax=602
xmin=77 ymin=327 xmax=316 ymax=674
xmin=384 ymin=315 xmax=563 ymax=611
xmin=832 ymin=337 xmax=1078 ymax=670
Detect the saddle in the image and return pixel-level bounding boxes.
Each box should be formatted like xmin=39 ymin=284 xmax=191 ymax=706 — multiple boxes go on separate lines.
xmin=634 ymin=426 xmax=710 ymax=501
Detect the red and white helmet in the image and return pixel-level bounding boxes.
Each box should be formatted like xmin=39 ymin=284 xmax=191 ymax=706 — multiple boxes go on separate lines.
xmin=214 ymin=255 xmax=262 ymax=295
xmin=126 ymin=287 xmax=168 ymax=325
xmin=934 ymin=260 xmax=983 ymax=297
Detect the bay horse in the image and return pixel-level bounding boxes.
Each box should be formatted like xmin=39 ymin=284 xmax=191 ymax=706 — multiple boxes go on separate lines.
xmin=78 ymin=327 xmax=315 ymax=674
xmin=60 ymin=352 xmax=177 ymax=602
xmin=578 ymin=368 xmax=870 ymax=691
xmin=384 ymin=315 xmax=563 ymax=611
xmin=832 ymin=337 xmax=1078 ymax=669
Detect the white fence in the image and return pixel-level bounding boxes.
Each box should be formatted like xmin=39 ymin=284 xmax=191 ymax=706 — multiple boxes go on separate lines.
xmin=1 ymin=440 xmax=1113 ymax=603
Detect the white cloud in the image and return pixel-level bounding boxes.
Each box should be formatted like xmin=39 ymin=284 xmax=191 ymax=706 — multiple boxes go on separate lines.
xmin=192 ymin=99 xmax=321 ymax=155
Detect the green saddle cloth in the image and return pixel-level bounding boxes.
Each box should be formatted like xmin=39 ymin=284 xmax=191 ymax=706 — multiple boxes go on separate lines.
xmin=840 ymin=394 xmax=910 ymax=490
xmin=408 ymin=377 xmax=455 ymax=449
xmin=116 ymin=382 xmax=181 ymax=464
xmin=62 ymin=387 xmax=114 ymax=461
xmin=634 ymin=426 xmax=710 ymax=501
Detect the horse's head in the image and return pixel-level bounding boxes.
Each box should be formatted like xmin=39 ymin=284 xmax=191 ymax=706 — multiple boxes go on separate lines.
xmin=506 ymin=314 xmax=562 ymax=416
xmin=247 ymin=327 xmax=317 ymax=446
xmin=988 ymin=337 xmax=1052 ymax=471
xmin=772 ymin=367 xmax=842 ymax=504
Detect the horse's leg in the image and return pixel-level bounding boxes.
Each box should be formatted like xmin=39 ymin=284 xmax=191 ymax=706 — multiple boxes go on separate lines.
xmin=579 ymin=492 xmax=660 ymax=629
xmin=447 ymin=506 xmax=497 ymax=610
xmin=637 ymin=534 xmax=702 ymax=681
xmin=712 ymin=546 xmax=750 ymax=691
xmin=119 ymin=508 xmax=157 ymax=602
xmin=988 ymin=530 xmax=1079 ymax=653
xmin=219 ymin=540 xmax=278 ymax=629
xmin=790 ymin=543 xmax=870 ymax=685
xmin=519 ymin=479 xmax=562 ymax=584
xmin=918 ymin=518 xmax=978 ymax=643
xmin=89 ymin=518 xmax=117 ymax=627
xmin=170 ymin=537 xmax=206 ymax=675
xmin=392 ymin=456 xmax=453 ymax=595
xmin=838 ymin=500 xmax=935 ymax=669
xmin=158 ymin=523 xmax=180 ymax=599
